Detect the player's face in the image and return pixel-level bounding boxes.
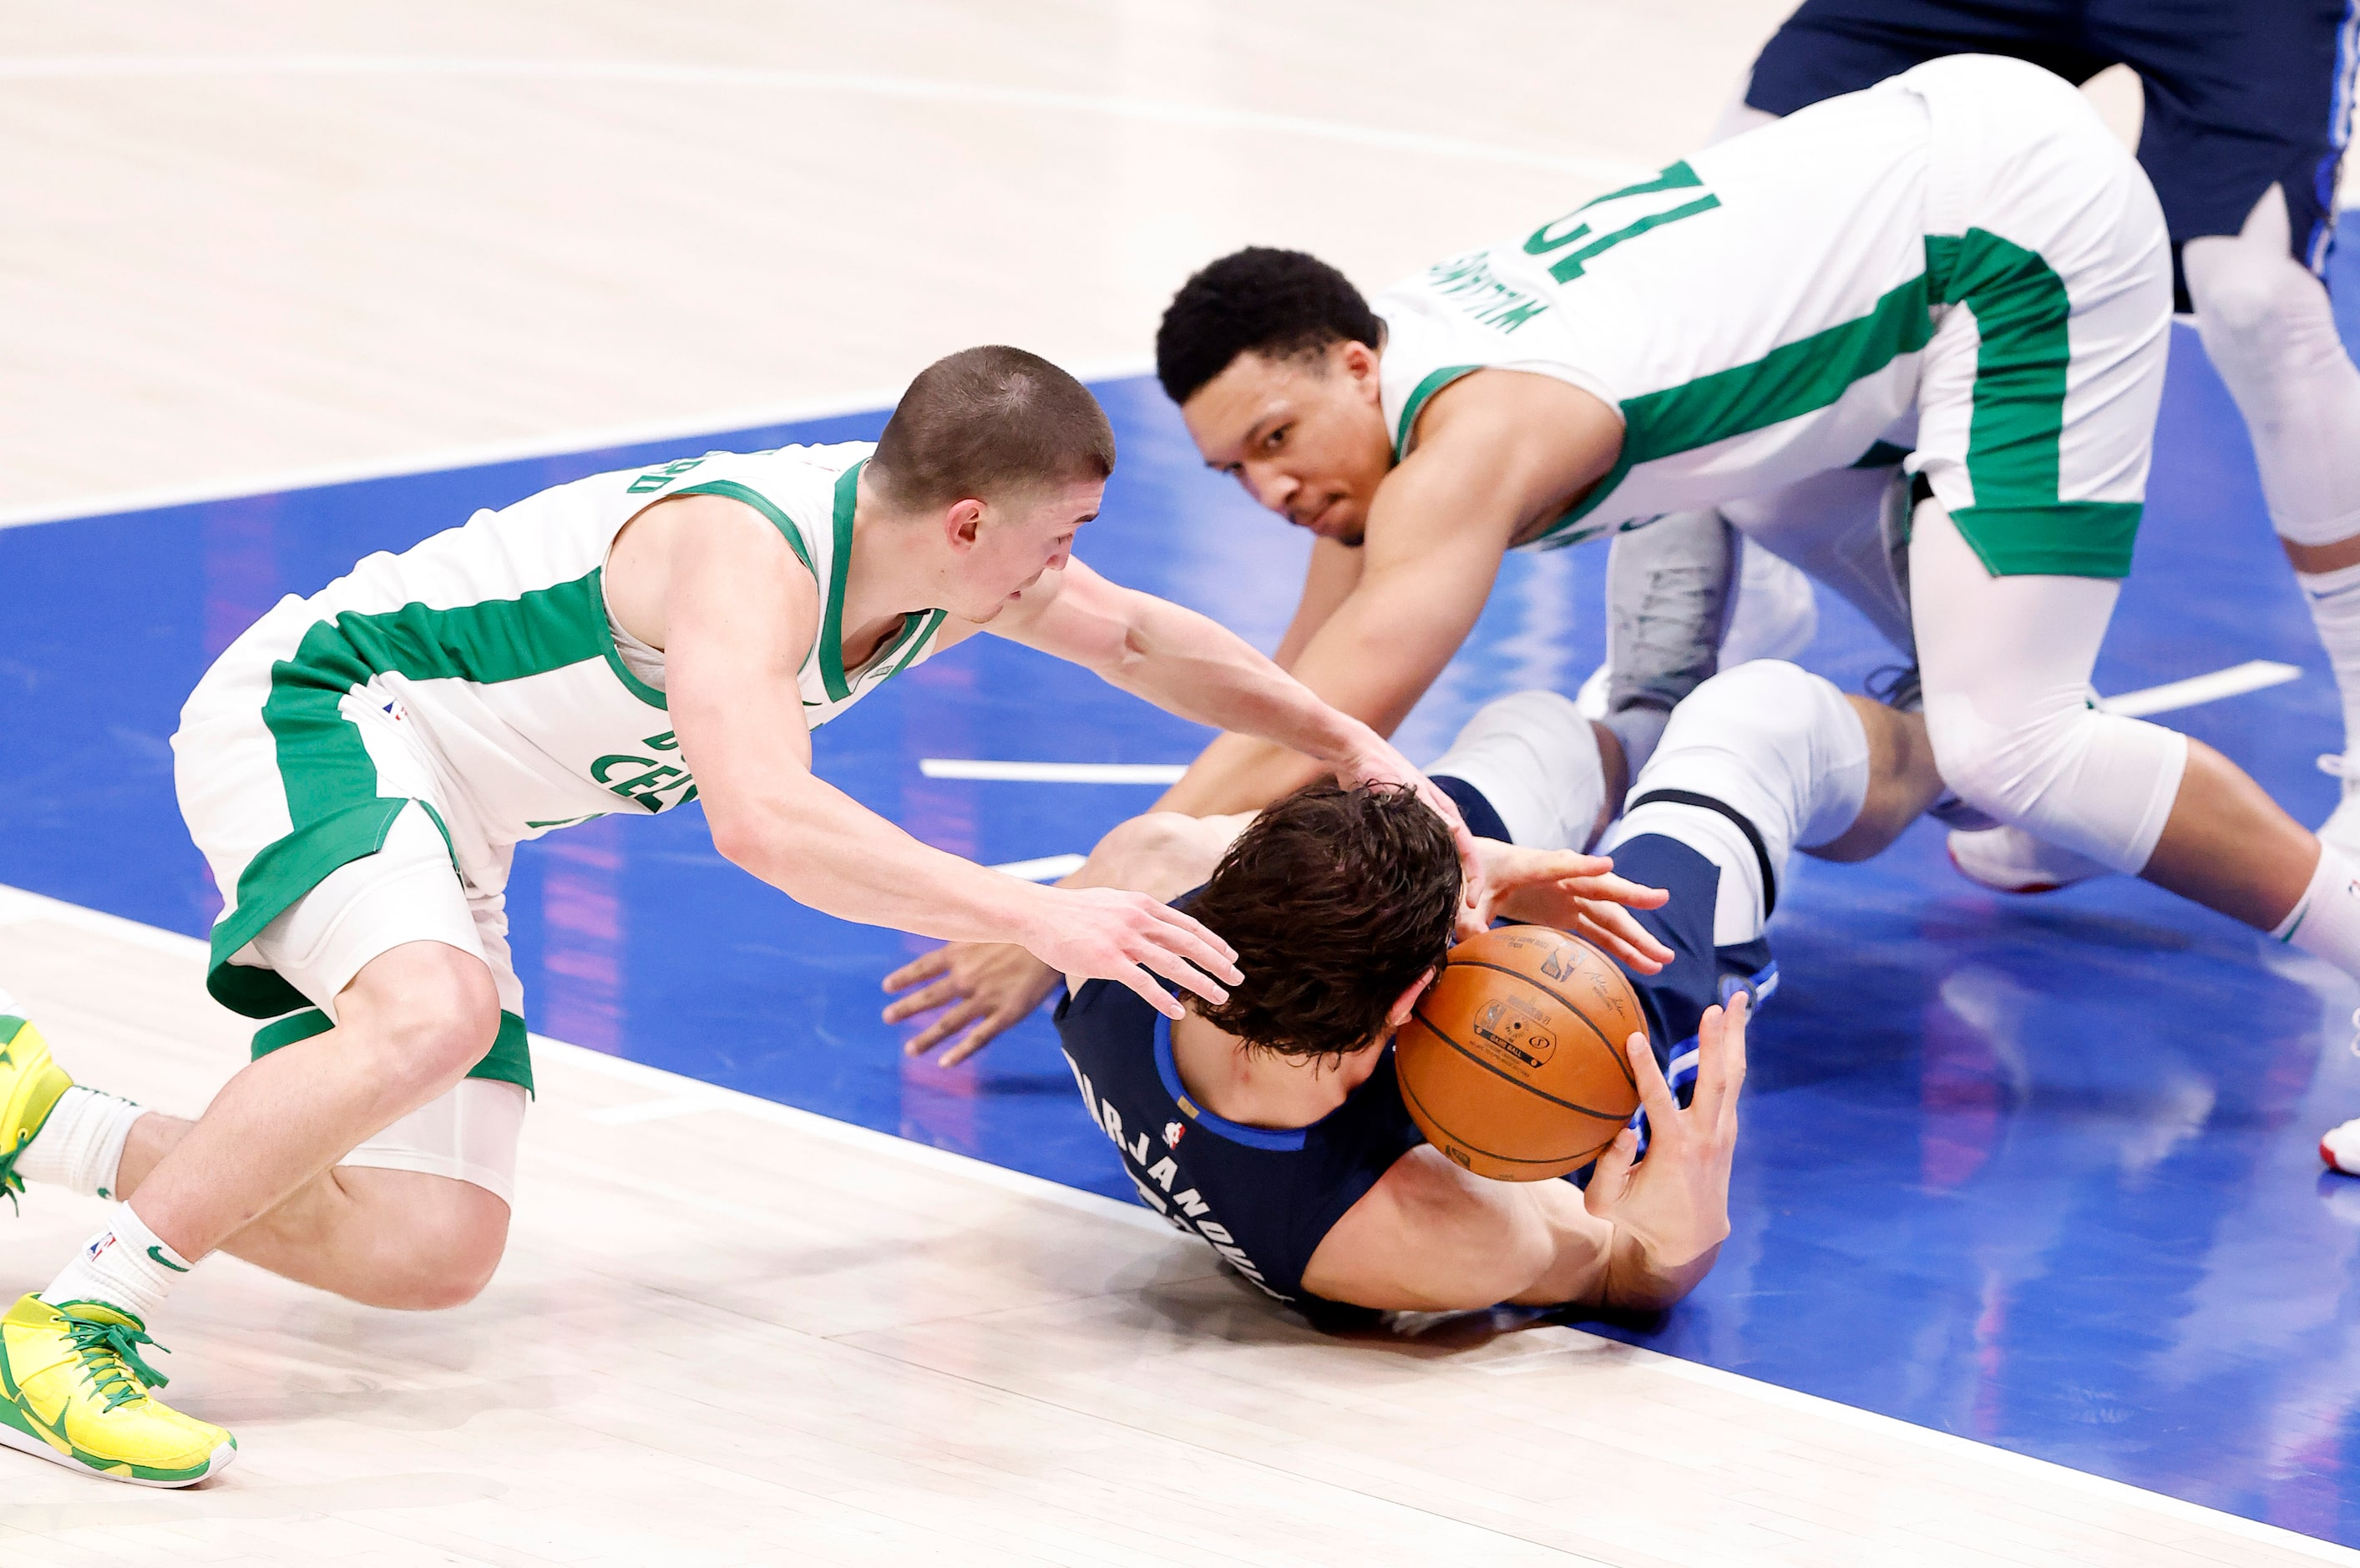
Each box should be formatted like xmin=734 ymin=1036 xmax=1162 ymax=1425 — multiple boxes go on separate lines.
xmin=950 ymin=478 xmax=1102 ymax=620
xmin=1182 ymin=342 xmax=1393 ymax=545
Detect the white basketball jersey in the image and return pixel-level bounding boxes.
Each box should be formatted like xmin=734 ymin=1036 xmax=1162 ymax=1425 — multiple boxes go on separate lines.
xmin=1375 ymin=58 xmax=1978 ymax=549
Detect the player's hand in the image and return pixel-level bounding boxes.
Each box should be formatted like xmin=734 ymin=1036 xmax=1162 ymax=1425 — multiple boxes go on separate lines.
xmin=1582 ymin=991 xmax=1748 ymax=1272
xmin=1020 ymin=884 xmax=1243 ymax=1023
xmin=883 ymin=941 xmax=1064 ymax=1067
xmin=1477 ymin=843 xmax=1674 ymax=974
xmin=1332 ymin=731 xmax=1488 ymax=938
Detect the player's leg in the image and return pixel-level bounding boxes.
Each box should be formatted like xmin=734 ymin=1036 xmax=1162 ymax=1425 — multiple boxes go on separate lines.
xmin=108 ymin=1097 xmax=515 ymax=1313
xmin=0 ymin=812 xmax=516 ymax=1484
xmin=1583 ymin=513 xmax=1821 ymax=776
xmin=2181 ymin=187 xmax=2360 ymax=848
xmin=1608 ymin=659 xmax=1941 ymax=932
xmin=1903 ymin=62 xmax=2360 ymax=970
xmin=1430 ymin=660 xmax=1940 ymax=878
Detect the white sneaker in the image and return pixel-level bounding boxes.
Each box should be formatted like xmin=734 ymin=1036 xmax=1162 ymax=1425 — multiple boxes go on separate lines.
xmin=1945 ymin=824 xmax=2112 ymax=894
xmin=2322 ymin=1115 xmax=2360 ymax=1175
xmin=2317 ymin=754 xmax=2360 ymax=862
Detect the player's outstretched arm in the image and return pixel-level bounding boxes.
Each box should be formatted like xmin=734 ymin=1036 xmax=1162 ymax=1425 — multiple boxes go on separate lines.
xmin=1299 ymin=994 xmax=1746 ymax=1313
xmin=1159 ymin=370 xmax=1623 ymax=818
xmin=658 ymin=498 xmax=1243 ymax=1021
xmin=987 ymin=556 xmax=1458 ymax=826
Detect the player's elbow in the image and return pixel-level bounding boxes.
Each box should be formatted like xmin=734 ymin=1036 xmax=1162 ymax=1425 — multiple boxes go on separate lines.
xmin=701 ymin=797 xmax=777 ymax=873
xmin=1090 ymin=812 xmax=1201 ymax=881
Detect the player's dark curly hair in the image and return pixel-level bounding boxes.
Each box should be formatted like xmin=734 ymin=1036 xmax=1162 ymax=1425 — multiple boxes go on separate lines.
xmin=1185 ymin=781 xmax=1460 ymax=1059
xmin=1155 ymin=248 xmax=1384 ymax=407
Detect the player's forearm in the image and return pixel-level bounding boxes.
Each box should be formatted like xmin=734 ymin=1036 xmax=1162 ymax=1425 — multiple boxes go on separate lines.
xmin=706 ymin=775 xmax=1048 ymax=947
xmin=1156 ymin=731 xmax=1328 ymax=816
xmin=1102 ymin=594 xmax=1379 ymax=768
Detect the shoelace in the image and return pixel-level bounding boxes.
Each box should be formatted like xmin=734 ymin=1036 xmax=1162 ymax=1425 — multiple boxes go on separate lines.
xmin=62 ymin=1312 xmax=170 ymax=1411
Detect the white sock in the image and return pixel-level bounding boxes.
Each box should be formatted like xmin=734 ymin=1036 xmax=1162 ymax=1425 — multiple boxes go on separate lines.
xmin=42 ymin=1201 xmax=193 ymax=1325
xmin=15 ymin=1086 xmax=144 ymax=1201
xmin=2297 ymin=561 xmax=2360 ymax=759
xmin=1427 ymin=690 xmax=1607 ymax=850
xmin=2271 ymin=843 xmax=2360 ymax=979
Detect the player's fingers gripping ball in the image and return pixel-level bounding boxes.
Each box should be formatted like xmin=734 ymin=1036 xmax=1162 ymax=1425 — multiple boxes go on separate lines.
xmin=1395 ymin=925 xmax=1645 ymax=1180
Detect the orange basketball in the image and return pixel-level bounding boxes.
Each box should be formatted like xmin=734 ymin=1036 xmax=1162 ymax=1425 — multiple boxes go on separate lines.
xmin=1394 ymin=924 xmax=1648 ymax=1181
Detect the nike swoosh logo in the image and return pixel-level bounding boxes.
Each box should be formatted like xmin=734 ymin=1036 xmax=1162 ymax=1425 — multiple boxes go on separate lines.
xmin=145 ymin=1247 xmax=189 ymax=1273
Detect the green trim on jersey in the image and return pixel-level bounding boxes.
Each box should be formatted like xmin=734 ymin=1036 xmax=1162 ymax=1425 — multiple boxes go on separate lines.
xmin=1537 ymin=229 xmax=2140 ymax=576
xmin=251 ymin=1005 xmax=534 ymax=1095
xmin=820 ymin=461 xmax=862 ymax=701
xmin=681 ymin=459 xmax=888 ymax=704
xmin=1552 ymin=271 xmax=1938 ymax=538
xmin=208 ymin=570 xmax=660 ymax=1018
xmin=1392 ymin=365 xmax=1481 ymax=458
xmin=1925 ymin=230 xmax=2141 ymax=577
xmin=671 ymin=478 xmax=818 ymax=578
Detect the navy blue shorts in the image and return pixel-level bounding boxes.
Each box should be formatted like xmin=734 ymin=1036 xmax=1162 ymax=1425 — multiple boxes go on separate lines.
xmin=1745 ymin=0 xmax=2359 ymax=296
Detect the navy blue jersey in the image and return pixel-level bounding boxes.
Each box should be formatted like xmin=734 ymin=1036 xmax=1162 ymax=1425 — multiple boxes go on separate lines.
xmin=1054 ymin=831 xmax=1774 ymax=1318
xmin=1743 ymin=0 xmax=2359 ymax=291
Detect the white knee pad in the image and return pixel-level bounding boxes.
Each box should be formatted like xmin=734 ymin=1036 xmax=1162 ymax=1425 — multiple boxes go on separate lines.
xmin=1603 ymin=660 xmax=1870 ymax=943
xmin=1426 ymin=689 xmax=1606 ymax=851
xmin=1921 ymin=693 xmax=2186 ymax=875
xmin=2183 ymin=185 xmax=2360 ymax=545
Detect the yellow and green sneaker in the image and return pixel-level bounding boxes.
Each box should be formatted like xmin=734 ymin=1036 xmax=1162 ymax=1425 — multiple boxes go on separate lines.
xmin=0 ymin=1294 xmax=235 ymax=1485
xmin=0 ymin=1009 xmax=72 ymax=1214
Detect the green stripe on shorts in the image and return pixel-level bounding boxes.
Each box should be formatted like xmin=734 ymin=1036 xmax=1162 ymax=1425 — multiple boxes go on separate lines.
xmin=1924 ymin=230 xmax=2142 ymax=578
xmin=252 ymin=1006 xmax=534 ymax=1095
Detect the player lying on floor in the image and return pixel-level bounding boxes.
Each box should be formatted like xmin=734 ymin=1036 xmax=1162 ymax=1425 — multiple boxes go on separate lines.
xmin=888 ymin=53 xmax=2360 ymax=1067
xmin=1054 ymin=660 xmax=1942 ymax=1316
xmin=0 ymin=346 xmax=1466 ymax=1489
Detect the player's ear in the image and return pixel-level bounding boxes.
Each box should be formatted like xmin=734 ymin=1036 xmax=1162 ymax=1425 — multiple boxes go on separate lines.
xmin=1339 ymin=338 xmax=1381 ymax=401
xmin=942 ymin=498 xmax=986 ymax=551
xmin=1387 ymin=968 xmax=1436 ymax=1029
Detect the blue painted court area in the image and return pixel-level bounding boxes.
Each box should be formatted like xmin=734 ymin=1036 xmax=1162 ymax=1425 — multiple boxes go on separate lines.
xmin=11 ymin=264 xmax=2360 ymax=1542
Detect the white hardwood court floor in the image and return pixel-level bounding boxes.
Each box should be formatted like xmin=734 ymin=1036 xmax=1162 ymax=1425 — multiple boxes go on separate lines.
xmin=0 ymin=885 xmax=2352 ymax=1567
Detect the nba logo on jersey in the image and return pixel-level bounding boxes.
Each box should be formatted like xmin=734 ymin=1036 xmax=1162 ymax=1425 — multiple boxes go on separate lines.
xmin=1163 ymin=1121 xmax=1185 ymax=1148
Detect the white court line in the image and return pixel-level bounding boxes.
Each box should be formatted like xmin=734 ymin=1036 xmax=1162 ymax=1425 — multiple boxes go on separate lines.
xmin=2099 ymin=658 xmax=2303 ymax=718
xmin=986 ymin=853 xmax=1088 ymax=883
xmin=4 ymin=878 xmax=2360 ymax=1557
xmin=922 ymin=758 xmax=1188 ymax=785
xmin=0 ymin=359 xmax=1154 ymax=533
xmin=0 ymin=54 xmax=1654 ymax=184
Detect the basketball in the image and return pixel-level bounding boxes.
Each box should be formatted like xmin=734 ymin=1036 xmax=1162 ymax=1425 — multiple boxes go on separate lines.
xmin=1394 ymin=924 xmax=1648 ymax=1181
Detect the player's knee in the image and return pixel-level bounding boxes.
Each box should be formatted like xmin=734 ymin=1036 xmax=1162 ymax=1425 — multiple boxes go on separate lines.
xmin=1919 ymin=695 xmax=2082 ymax=828
xmin=2185 ymin=235 xmax=2321 ymax=362
xmin=340 ymin=943 xmax=502 ymax=1100
xmin=339 ymin=1179 xmax=510 ymax=1311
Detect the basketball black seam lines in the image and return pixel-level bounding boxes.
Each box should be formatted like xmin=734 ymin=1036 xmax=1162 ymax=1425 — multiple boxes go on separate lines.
xmin=1445 ymin=958 xmax=1641 ymax=1095
xmin=1396 ymin=1058 xmax=1617 ymax=1167
xmin=1406 ymin=998 xmax=1636 ymax=1121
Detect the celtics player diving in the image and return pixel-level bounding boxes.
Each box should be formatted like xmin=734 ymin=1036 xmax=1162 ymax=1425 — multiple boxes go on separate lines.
xmin=0 ymin=346 xmax=1456 ymax=1486
xmin=887 ymin=53 xmax=2360 ymax=1065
